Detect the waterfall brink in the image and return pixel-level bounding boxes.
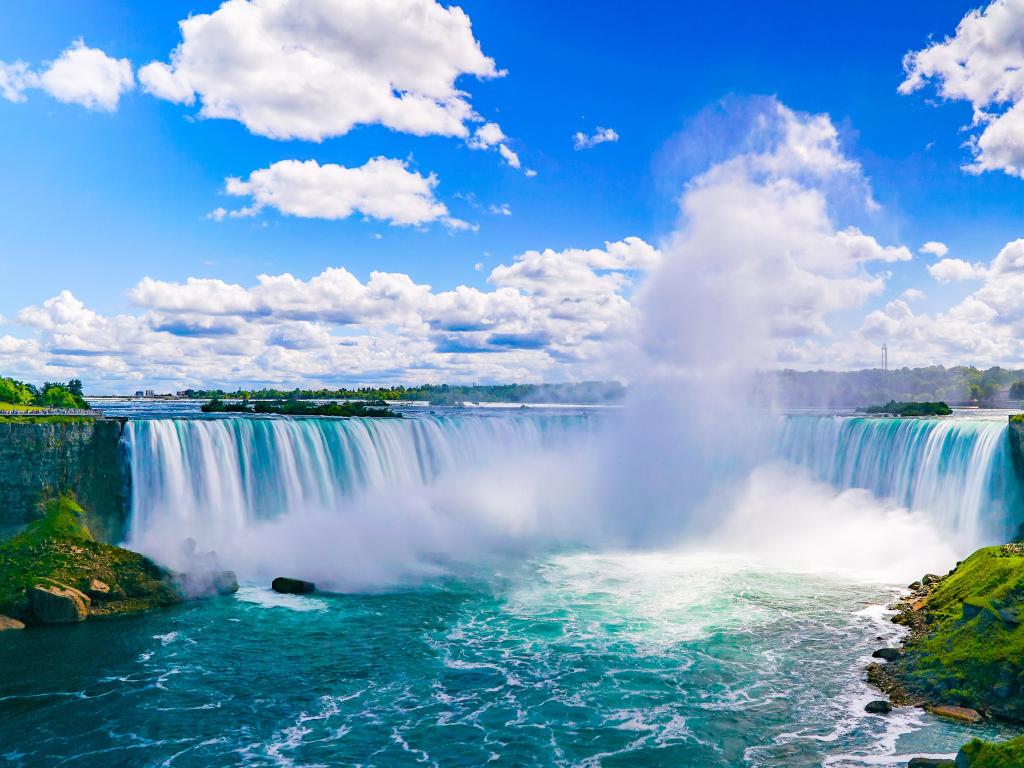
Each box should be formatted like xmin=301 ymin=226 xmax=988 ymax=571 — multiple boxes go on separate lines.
xmin=778 ymin=416 xmax=1023 ymax=545
xmin=123 ymin=414 xmax=591 ymax=574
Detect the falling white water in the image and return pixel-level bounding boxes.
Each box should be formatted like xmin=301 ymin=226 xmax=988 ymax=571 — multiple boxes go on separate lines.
xmin=123 ymin=413 xmax=597 ymax=584
xmin=778 ymin=415 xmax=1023 ymax=546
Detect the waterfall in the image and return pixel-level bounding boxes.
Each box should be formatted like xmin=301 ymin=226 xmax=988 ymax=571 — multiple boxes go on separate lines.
xmin=778 ymin=415 xmax=1023 ymax=544
xmin=123 ymin=413 xmax=591 ymax=559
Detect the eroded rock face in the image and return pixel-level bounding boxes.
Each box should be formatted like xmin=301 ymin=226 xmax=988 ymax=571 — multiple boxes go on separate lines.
xmin=0 ymin=615 xmax=25 ymax=631
xmin=272 ymin=577 xmax=316 ymax=594
xmin=30 ymin=582 xmax=90 ymax=623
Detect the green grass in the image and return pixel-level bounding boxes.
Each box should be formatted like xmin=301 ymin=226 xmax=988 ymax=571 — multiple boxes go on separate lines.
xmin=0 ymin=495 xmax=180 ymax=622
xmin=958 ymin=734 xmax=1024 ymax=767
xmin=0 ymin=415 xmax=91 ymax=424
xmin=899 ymin=545 xmax=1024 ymax=717
xmin=0 ymin=401 xmax=44 ymax=412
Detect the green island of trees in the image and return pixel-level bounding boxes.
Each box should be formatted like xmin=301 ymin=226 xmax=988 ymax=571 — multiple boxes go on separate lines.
xmin=183 ymin=381 xmax=625 ymax=405
xmin=856 ymin=400 xmax=952 ymax=417
xmin=201 ymin=398 xmax=399 ymax=418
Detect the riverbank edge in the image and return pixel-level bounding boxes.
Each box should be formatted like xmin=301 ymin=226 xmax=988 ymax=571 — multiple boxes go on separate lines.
xmin=866 ymin=545 xmax=1024 ymax=765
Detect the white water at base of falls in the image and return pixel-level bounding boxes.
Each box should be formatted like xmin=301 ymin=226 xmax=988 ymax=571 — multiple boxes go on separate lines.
xmin=778 ymin=415 xmax=1023 ymax=546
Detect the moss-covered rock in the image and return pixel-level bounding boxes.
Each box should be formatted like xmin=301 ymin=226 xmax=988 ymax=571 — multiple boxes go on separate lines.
xmin=0 ymin=495 xmax=181 ymax=625
xmin=886 ymin=545 xmax=1024 ymax=720
xmin=955 ymin=734 xmax=1024 ymax=767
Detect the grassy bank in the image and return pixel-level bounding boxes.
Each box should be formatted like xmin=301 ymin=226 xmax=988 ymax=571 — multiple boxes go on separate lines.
xmin=0 ymin=495 xmax=180 ymax=622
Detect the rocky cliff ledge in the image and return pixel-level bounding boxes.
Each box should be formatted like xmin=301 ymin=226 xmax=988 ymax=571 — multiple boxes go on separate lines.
xmin=0 ymin=419 xmax=127 ymax=543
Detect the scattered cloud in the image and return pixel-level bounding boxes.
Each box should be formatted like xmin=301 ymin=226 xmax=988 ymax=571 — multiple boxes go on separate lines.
xmin=216 ymin=157 xmax=470 ymax=230
xmin=488 ymin=203 xmax=511 ymax=216
xmin=900 ymin=0 xmax=1024 ymax=177
xmin=4 ymin=238 xmax=659 ymax=388
xmin=0 ymin=60 xmax=37 ymax=102
xmin=901 ymin=288 xmax=927 ymax=302
xmin=919 ymin=241 xmax=949 ymax=257
xmin=573 ymin=126 xmax=619 ymax=150
xmin=928 ymin=258 xmax=987 ymax=283
xmin=139 ymin=0 xmax=502 ymax=142
xmin=0 ymin=39 xmax=133 ymax=111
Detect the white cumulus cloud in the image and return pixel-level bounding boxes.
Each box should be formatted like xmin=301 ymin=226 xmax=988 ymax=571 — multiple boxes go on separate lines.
xmin=0 ymin=40 xmax=134 ymax=111
xmin=139 ymin=0 xmax=502 ymax=142
xmin=217 ymin=157 xmax=470 ymax=229
xmin=927 ymin=258 xmax=988 ymax=283
xmin=919 ymin=241 xmax=949 ymax=257
xmin=900 ymin=0 xmax=1024 ymax=177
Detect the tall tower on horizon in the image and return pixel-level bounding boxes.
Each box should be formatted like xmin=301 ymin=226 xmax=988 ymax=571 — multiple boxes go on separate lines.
xmin=882 ymin=343 xmax=888 ymax=373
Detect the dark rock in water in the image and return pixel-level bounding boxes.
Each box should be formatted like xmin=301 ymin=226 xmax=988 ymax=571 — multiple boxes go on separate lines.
xmin=0 ymin=615 xmax=24 ymax=631
xmin=865 ymin=700 xmax=892 ymax=714
xmin=272 ymin=577 xmax=316 ymax=594
xmin=908 ymin=581 xmax=923 ymax=591
xmin=30 ymin=581 xmax=90 ymax=623
xmin=907 ymin=758 xmax=954 ymax=768
xmin=213 ymin=571 xmax=238 ymax=595
xmin=872 ymin=647 xmax=901 ymax=662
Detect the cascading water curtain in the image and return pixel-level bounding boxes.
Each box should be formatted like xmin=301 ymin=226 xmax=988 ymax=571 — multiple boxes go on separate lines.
xmin=778 ymin=415 xmax=1024 ymax=545
xmin=122 ymin=413 xmax=593 ymax=549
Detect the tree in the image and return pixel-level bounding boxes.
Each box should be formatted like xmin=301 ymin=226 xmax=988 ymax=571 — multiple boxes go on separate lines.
xmin=0 ymin=377 xmax=33 ymax=406
xmin=1012 ymin=381 xmax=1024 ymax=401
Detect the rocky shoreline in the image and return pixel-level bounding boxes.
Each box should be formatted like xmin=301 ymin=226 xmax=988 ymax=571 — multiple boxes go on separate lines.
xmin=0 ymin=494 xmax=236 ymax=629
xmin=865 ymin=546 xmax=1024 ymax=766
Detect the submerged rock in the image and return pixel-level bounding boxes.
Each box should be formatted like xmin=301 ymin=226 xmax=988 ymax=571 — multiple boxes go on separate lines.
xmin=907 ymin=758 xmax=954 ymax=768
xmin=213 ymin=571 xmax=238 ymax=595
xmin=864 ymin=700 xmax=892 ymax=714
xmin=0 ymin=615 xmax=24 ymax=631
xmin=272 ymin=577 xmax=316 ymax=594
xmin=30 ymin=582 xmax=90 ymax=623
xmin=928 ymin=705 xmax=982 ymax=723
xmin=872 ymin=647 xmax=901 ymax=662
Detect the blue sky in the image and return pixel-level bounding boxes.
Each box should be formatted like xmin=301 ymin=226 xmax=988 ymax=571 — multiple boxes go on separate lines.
xmin=1 ymin=1 xmax=1023 ymax=391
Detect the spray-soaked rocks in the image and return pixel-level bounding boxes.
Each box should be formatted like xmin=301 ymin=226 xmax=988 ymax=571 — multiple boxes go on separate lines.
xmin=272 ymin=577 xmax=316 ymax=594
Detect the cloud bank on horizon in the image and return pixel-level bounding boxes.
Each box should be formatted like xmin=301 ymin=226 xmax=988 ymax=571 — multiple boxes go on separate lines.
xmin=1 ymin=0 xmax=1024 ymax=391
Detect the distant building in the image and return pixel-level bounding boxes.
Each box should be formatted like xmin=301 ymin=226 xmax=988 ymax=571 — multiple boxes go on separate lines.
xmin=145 ymin=389 xmax=155 ymax=398
xmin=176 ymin=390 xmax=188 ymax=398
xmin=134 ymin=391 xmax=144 ymax=398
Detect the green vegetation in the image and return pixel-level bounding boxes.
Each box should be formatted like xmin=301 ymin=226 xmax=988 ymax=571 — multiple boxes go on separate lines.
xmin=956 ymin=735 xmax=1024 ymax=767
xmin=183 ymin=381 xmax=625 ymax=405
xmin=857 ymin=400 xmax=952 ymax=416
xmin=0 ymin=375 xmax=88 ymax=410
xmin=201 ymin=397 xmax=399 ymax=418
xmin=895 ymin=544 xmax=1024 ymax=720
xmin=0 ymin=495 xmax=180 ymax=623
xmin=766 ymin=365 xmax=1024 ymax=407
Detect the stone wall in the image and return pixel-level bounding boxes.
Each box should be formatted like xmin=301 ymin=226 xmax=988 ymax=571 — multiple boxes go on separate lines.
xmin=0 ymin=419 xmax=127 ymax=543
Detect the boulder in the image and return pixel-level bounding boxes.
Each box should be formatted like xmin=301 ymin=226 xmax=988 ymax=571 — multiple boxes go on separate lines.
xmin=927 ymin=705 xmax=982 ymax=723
xmin=907 ymin=759 xmax=954 ymax=768
xmin=30 ymin=582 xmax=90 ymax=623
xmin=908 ymin=581 xmax=923 ymax=591
xmin=872 ymin=647 xmax=902 ymax=662
xmin=213 ymin=571 xmax=239 ymax=595
xmin=272 ymin=577 xmax=316 ymax=594
xmin=0 ymin=615 xmax=25 ymax=631
xmin=865 ymin=700 xmax=892 ymax=714
xmin=922 ymin=574 xmax=942 ymax=586
xmin=85 ymin=578 xmax=111 ymax=601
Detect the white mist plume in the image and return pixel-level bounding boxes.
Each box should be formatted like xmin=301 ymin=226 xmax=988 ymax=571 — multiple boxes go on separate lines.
xmin=593 ymin=96 xmax=908 ymax=547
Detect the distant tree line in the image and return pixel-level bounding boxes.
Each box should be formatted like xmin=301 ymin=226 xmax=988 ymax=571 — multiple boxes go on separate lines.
xmin=181 ymin=381 xmax=626 ymax=405
xmin=0 ymin=376 xmax=88 ymax=410
xmin=763 ymin=366 xmax=1024 ymax=407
